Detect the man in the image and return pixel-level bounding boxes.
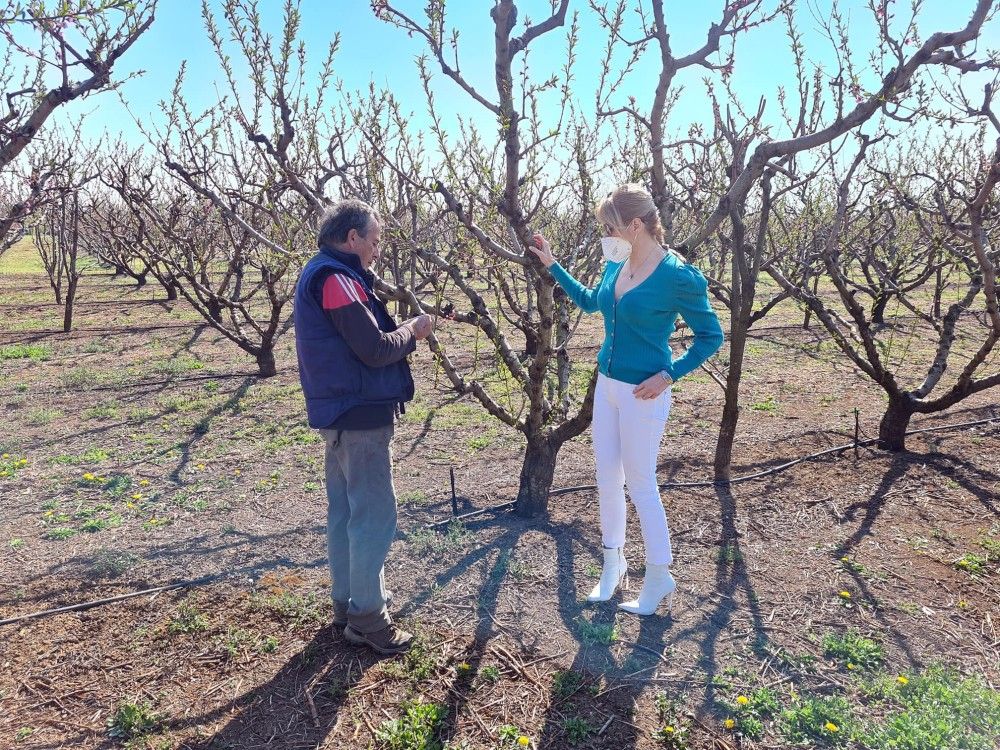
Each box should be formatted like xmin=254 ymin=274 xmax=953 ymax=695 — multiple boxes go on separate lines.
xmin=294 ymin=199 xmax=432 ymax=655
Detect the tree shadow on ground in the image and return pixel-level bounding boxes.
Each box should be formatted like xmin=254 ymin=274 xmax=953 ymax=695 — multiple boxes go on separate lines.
xmin=63 ymin=628 xmax=375 ymax=750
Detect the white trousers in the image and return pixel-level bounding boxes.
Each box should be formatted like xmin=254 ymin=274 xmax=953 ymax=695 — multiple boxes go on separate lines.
xmin=593 ymin=372 xmax=673 ymax=565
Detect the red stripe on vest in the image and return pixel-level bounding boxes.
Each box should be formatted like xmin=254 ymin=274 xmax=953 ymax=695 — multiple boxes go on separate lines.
xmin=321 ymin=273 xmax=369 ymax=310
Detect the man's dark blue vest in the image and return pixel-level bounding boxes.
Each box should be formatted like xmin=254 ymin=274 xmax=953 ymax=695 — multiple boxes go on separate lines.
xmin=294 ymin=246 xmax=414 ymax=429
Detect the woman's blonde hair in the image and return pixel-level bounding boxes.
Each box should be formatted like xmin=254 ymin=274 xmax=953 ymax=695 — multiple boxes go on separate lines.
xmin=595 ymin=183 xmax=665 ymax=244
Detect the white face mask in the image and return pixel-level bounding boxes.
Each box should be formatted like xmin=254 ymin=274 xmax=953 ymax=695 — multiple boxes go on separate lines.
xmin=600 ymin=235 xmax=632 ymax=263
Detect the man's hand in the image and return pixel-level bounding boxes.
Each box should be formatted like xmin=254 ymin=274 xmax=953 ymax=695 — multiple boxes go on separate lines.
xmin=632 ymin=372 xmax=671 ymax=400
xmin=405 ymin=314 xmax=434 ymax=340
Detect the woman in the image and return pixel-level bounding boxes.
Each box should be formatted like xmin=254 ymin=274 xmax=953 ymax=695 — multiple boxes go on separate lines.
xmin=530 ymin=183 xmax=723 ymax=616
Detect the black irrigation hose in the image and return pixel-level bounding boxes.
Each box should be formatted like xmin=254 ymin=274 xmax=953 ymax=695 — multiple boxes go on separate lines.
xmin=4 ymin=414 xmax=997 ymax=625
xmin=0 ymin=573 xmax=227 ymax=628
xmin=427 ymin=413 xmax=1000 ymax=528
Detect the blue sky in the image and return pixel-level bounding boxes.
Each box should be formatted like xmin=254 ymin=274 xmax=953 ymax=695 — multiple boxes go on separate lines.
xmin=50 ymin=1 xmax=998 ymax=155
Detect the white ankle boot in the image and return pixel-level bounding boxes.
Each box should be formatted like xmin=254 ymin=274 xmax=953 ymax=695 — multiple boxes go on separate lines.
xmin=587 ymin=546 xmax=628 ymax=602
xmin=618 ymin=563 xmax=675 ymax=615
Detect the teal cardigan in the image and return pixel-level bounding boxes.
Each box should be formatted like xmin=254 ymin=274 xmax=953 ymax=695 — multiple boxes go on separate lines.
xmin=550 ymin=252 xmax=724 ymax=385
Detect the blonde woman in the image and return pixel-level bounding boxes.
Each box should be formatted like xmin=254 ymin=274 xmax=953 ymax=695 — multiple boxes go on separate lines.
xmin=530 ymin=184 xmax=724 ymax=615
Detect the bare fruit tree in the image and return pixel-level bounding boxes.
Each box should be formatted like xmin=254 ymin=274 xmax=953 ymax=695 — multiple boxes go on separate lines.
xmin=112 ymin=0 xmax=355 ymax=377
xmin=594 ymin=0 xmax=998 ymax=478
xmin=768 ymin=112 xmax=1000 ymax=451
xmin=35 ymin=188 xmax=87 ymax=332
xmin=0 ymin=0 xmax=155 ymax=250
xmin=369 ymin=0 xmax=619 ymax=517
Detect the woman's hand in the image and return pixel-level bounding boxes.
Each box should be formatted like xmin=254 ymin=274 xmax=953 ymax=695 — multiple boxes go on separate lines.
xmin=529 ymin=233 xmax=556 ymax=268
xmin=632 ymin=372 xmax=672 ymax=400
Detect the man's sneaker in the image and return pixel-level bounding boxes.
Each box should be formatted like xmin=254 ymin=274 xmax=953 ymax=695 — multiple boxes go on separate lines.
xmin=343 ymin=622 xmax=413 ymax=655
xmin=332 ymin=590 xmax=394 ymax=630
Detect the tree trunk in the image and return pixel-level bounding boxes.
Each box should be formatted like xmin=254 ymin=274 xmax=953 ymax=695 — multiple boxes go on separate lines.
xmin=256 ymin=346 xmax=277 ymax=378
xmin=933 ymin=265 xmax=943 ymax=319
xmin=63 ymin=278 xmax=77 ymax=333
xmin=871 ymin=292 xmax=890 ymax=326
xmin=514 ymin=434 xmax=558 ymax=518
xmin=877 ymin=393 xmax=915 ymax=451
xmin=803 ymin=274 xmax=819 ymax=329
xmin=165 ymin=281 xmax=178 ymax=301
xmin=207 ymin=299 xmax=223 ymax=323
xmin=714 ymin=318 xmax=747 ymax=481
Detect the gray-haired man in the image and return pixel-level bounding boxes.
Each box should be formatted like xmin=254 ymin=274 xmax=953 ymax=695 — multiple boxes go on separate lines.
xmin=294 ymin=199 xmax=432 ymax=654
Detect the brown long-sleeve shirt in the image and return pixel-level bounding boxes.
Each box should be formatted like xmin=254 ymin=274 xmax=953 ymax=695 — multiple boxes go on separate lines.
xmin=319 ymin=270 xmax=415 ymax=429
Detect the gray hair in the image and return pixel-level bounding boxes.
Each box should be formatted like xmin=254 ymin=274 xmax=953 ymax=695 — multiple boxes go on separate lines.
xmin=317 ymin=199 xmax=379 ymax=247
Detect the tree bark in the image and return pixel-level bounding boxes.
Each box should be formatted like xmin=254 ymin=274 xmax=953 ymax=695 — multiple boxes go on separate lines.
xmin=256 ymin=346 xmax=278 ymax=378
xmin=63 ymin=278 xmax=77 ymax=333
xmin=714 ymin=323 xmax=747 ymax=481
xmin=514 ymin=434 xmax=558 ymax=518
xmin=871 ymin=292 xmax=891 ymax=326
xmin=877 ymin=393 xmax=915 ymax=451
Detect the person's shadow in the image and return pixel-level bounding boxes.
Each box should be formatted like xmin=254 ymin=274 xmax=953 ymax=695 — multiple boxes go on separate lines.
xmin=169 ymin=628 xmax=375 ymax=750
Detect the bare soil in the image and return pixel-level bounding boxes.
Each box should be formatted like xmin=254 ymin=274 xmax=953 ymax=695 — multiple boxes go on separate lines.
xmin=1 ymin=265 xmax=998 ymax=750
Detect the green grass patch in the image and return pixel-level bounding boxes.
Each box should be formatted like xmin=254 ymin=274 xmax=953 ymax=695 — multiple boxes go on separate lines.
xmin=83 ymin=402 xmax=121 ymax=421
xmin=167 ymin=602 xmax=209 ymax=635
xmin=375 ymin=699 xmax=447 ymax=750
xmin=552 ymin=669 xmax=585 ymax=699
xmin=781 ymin=694 xmax=853 ymax=746
xmin=0 ymin=343 xmax=50 ymax=361
xmin=26 ymin=407 xmax=61 ymax=426
xmin=44 ymin=527 xmax=76 ymax=540
xmin=0 ymin=237 xmax=44 ymax=274
xmin=562 ymin=716 xmax=593 ymax=745
xmin=823 ymin=629 xmax=884 ymax=670
xmin=859 ymin=664 xmax=1000 ymax=750
xmin=90 ymin=548 xmax=139 ymax=577
xmin=383 ymin=631 xmax=439 ymax=682
xmin=954 ymin=553 xmax=988 ymax=576
xmin=106 ymin=699 xmax=164 ymax=741
xmin=255 ymin=590 xmax=329 ymax=627
xmin=152 ymin=356 xmax=206 ymax=377
xmin=575 ymin=616 xmax=618 ymax=646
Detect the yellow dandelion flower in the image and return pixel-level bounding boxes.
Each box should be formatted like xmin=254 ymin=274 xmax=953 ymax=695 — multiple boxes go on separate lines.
xmin=132 ymin=493 xmax=143 ymax=500
xmin=196 ymin=463 xmax=205 ymax=471
xmin=847 ymin=663 xmax=856 ymax=670
xmin=83 ymin=472 xmax=95 ymax=481
xmin=958 ymin=600 xmax=968 ymax=609
xmin=125 ymin=502 xmax=136 ymax=510
xmin=1 ymin=453 xmax=9 ymax=459
xmin=840 ymin=555 xmax=849 ymax=562
xmin=825 ymin=721 xmax=839 ymax=732
xmin=736 ymin=695 xmax=749 ymax=706
xmin=839 ymin=590 xmax=851 ymax=599
xmin=896 ymin=675 xmax=908 ymax=685
xmin=724 ymin=718 xmax=735 ymax=730
xmin=234 ymin=468 xmax=242 ymax=475
xmin=139 ymin=479 xmax=150 ymax=487
xmin=663 ymin=725 xmax=674 ymax=734
xmin=517 ymin=737 xmax=530 ymax=747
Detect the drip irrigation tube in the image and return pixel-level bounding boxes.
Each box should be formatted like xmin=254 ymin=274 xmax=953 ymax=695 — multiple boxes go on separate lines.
xmin=0 ymin=573 xmax=226 ymax=628
xmin=3 ymin=414 xmax=996 ymax=626
xmin=427 ymin=413 xmax=1000 ymax=527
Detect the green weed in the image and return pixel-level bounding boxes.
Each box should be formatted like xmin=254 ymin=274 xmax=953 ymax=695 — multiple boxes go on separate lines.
xmin=0 ymin=344 xmax=50 ymax=361
xmin=375 ymin=699 xmax=447 ymax=750
xmin=780 ymin=694 xmax=853 ymax=746
xmin=823 ymin=629 xmax=884 ymax=670
xmin=107 ymin=700 xmax=163 ymax=741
